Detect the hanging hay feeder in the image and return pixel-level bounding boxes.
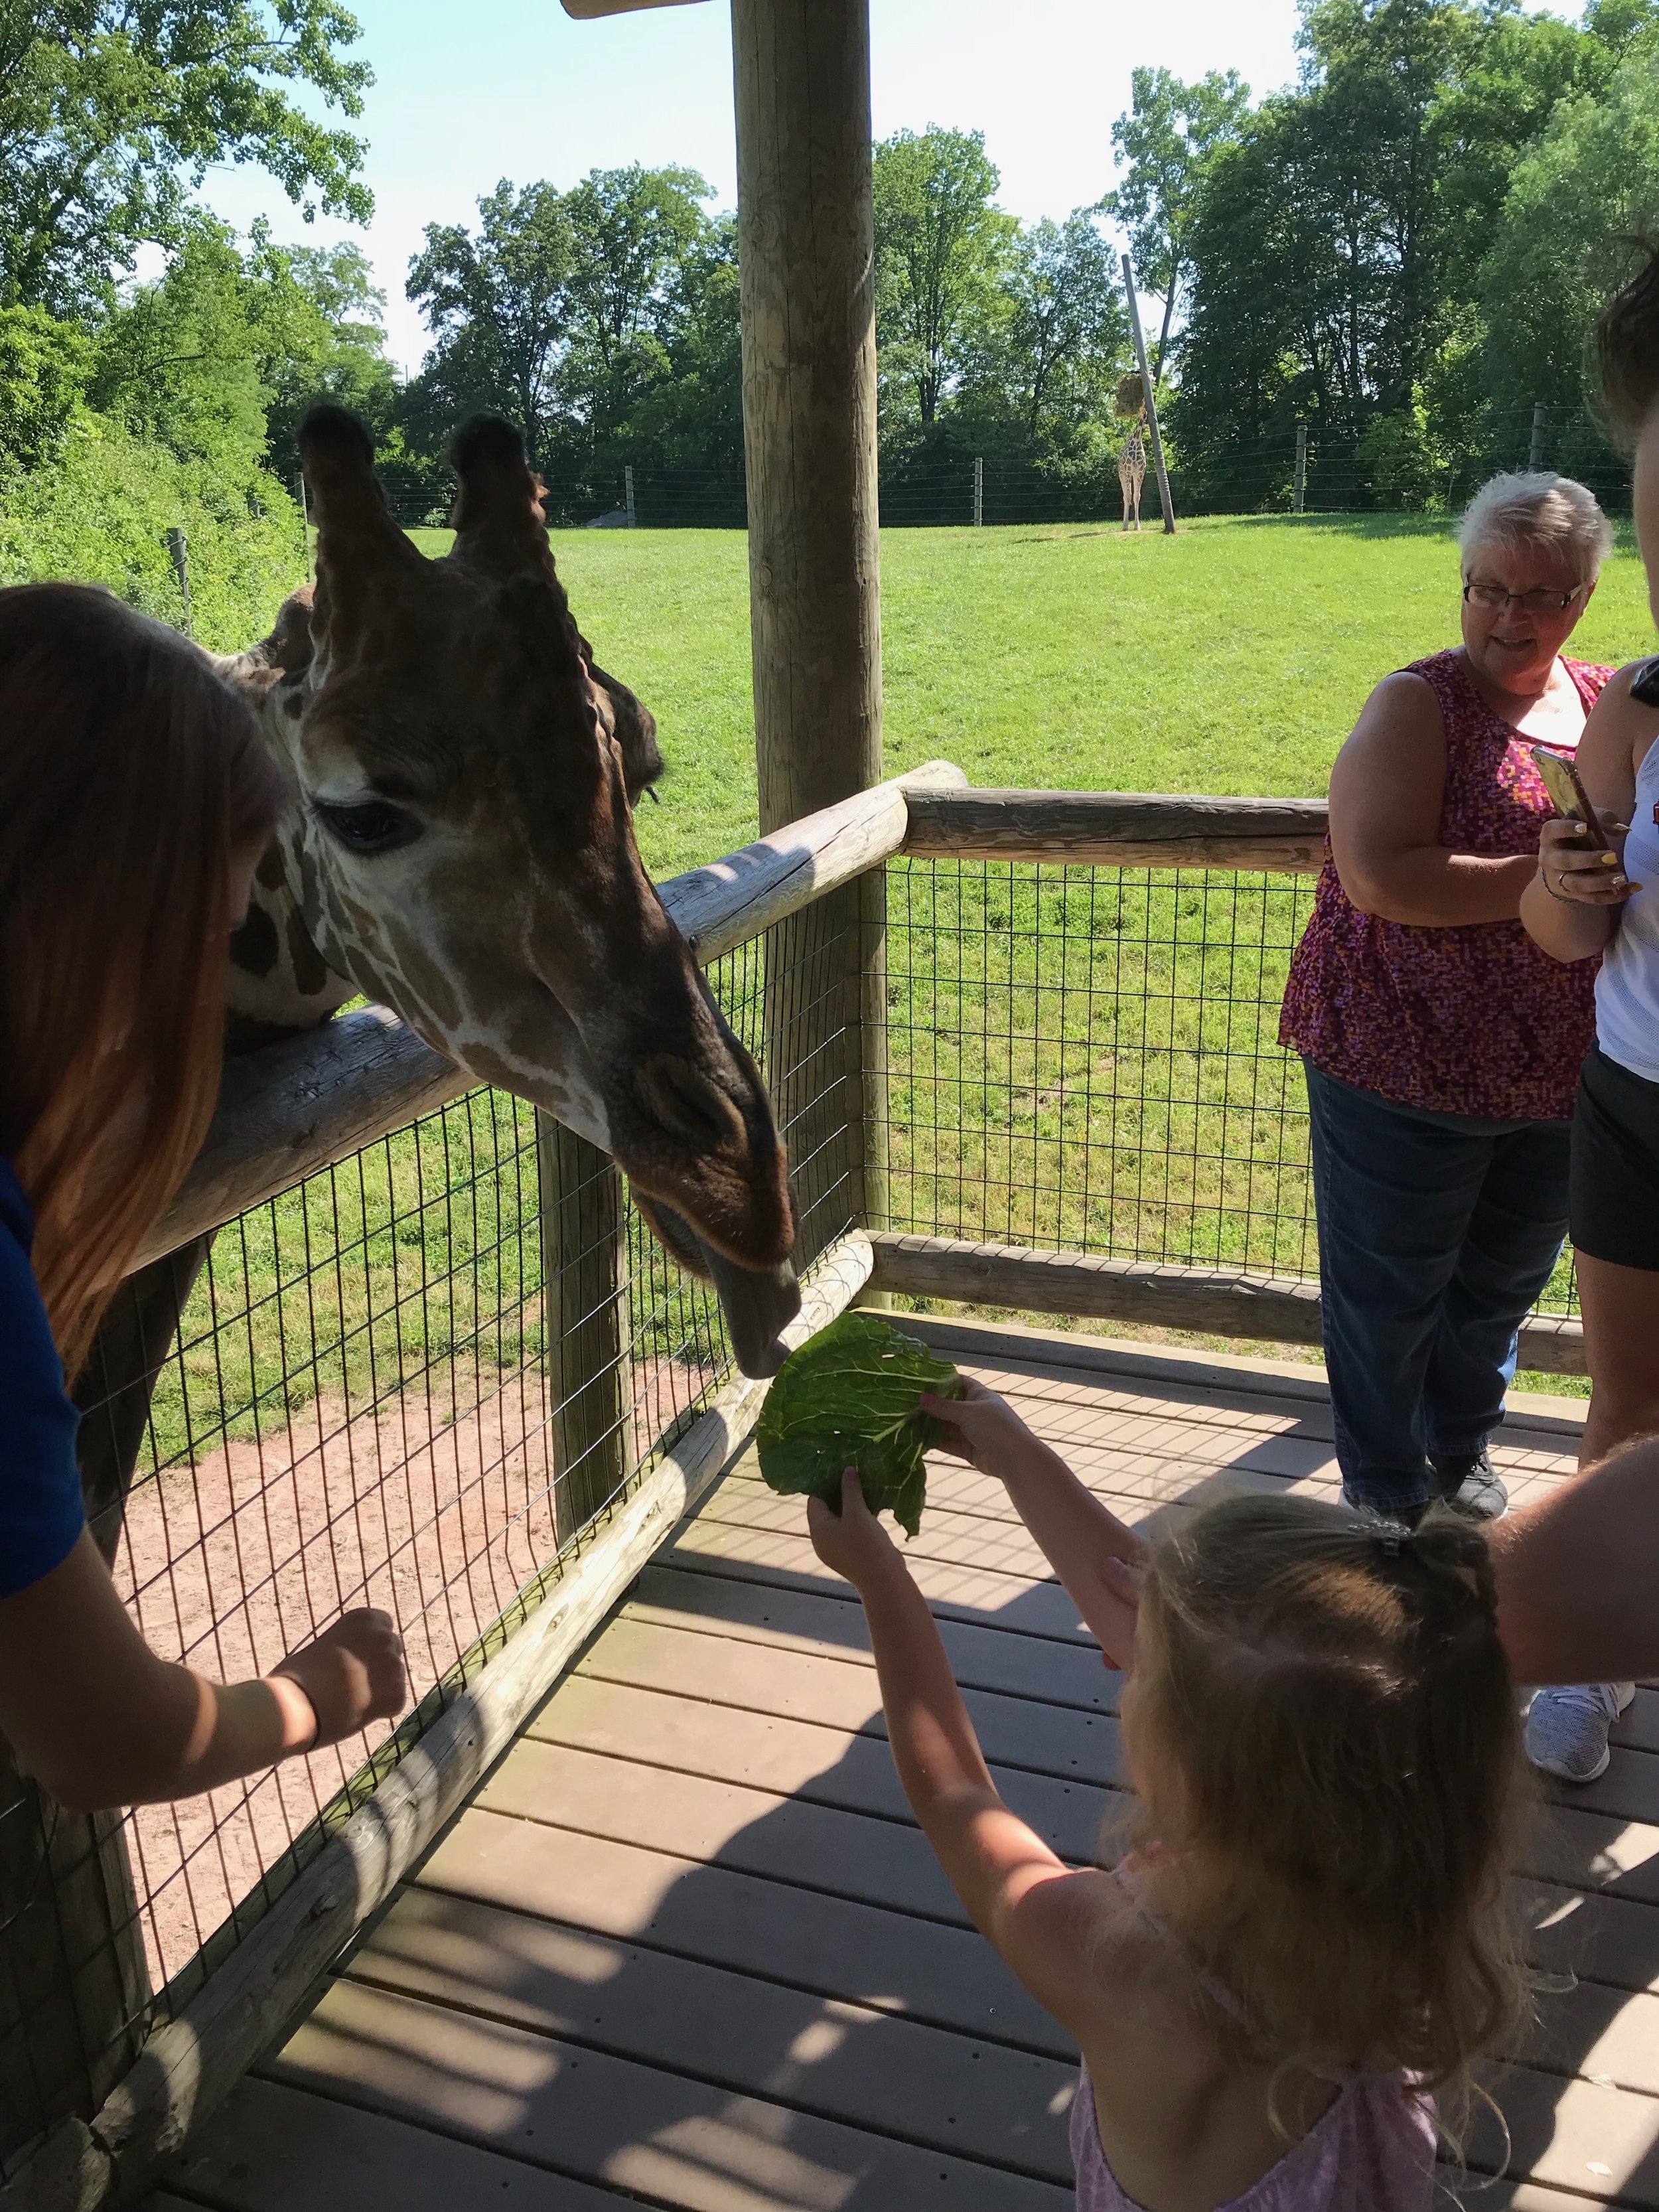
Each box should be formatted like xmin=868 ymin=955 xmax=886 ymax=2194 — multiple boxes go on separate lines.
xmin=1115 ymin=372 xmax=1147 ymax=419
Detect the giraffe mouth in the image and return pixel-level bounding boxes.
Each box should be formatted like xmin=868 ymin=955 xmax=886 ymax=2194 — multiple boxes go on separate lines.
xmin=632 ymin=1192 xmax=801 ymax=1377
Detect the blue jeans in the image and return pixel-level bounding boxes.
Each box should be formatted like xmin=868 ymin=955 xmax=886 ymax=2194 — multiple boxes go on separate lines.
xmin=1303 ymin=1061 xmax=1571 ymax=1514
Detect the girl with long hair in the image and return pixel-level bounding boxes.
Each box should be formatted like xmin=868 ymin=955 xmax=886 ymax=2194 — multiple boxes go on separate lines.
xmin=0 ymin=583 xmax=404 ymax=1810
xmin=811 ymin=1382 xmax=1526 ymax=2209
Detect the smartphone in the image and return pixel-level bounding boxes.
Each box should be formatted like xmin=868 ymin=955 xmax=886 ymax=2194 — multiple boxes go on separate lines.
xmin=1529 ymin=743 xmax=1613 ymax=853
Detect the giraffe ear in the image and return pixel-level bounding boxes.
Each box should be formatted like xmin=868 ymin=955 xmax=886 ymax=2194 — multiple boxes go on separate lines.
xmin=299 ymin=404 xmax=424 ymax=648
xmin=447 ymin=414 xmax=549 ymax=576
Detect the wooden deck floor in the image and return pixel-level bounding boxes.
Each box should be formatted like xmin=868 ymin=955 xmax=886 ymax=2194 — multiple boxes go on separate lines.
xmin=156 ymin=1321 xmax=1659 ymax=2211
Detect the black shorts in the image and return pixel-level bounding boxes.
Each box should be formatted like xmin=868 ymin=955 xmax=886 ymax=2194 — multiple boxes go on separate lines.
xmin=1570 ymin=1045 xmax=1659 ymax=1272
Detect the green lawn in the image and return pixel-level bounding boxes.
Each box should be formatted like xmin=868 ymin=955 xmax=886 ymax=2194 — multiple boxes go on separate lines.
xmin=413 ymin=512 xmax=1654 ymax=880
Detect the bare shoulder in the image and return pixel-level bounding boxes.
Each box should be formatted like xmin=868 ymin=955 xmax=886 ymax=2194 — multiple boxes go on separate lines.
xmin=1579 ymin=660 xmax=1659 ymax=793
xmin=1346 ymin=668 xmax=1445 ymax=749
xmin=1005 ymin=1864 xmax=1204 ymax=2055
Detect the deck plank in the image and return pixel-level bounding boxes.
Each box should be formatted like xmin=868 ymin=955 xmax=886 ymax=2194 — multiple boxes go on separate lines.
xmin=165 ymin=2076 xmax=634 ymax=2210
xmin=417 ymin=1806 xmax=1065 ymax=2053
xmin=264 ymin=1979 xmax=1074 ymax=2207
xmin=345 ymin=1887 xmax=1077 ymax=2179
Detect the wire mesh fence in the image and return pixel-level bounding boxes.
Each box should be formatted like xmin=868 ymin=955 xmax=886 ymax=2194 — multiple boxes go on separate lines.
xmin=360 ymin=402 xmax=1633 ymax=534
xmin=878 ymin=855 xmax=1579 ymax=1323
xmin=0 ymin=894 xmax=861 ymax=2175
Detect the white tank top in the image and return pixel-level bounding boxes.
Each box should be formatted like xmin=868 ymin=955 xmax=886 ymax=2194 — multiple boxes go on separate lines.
xmin=1595 ymin=710 xmax=1659 ymax=1083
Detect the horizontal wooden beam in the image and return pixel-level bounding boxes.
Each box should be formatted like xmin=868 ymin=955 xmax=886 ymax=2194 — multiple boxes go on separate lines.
xmin=141 ymin=763 xmax=965 ymax=1272
xmin=135 ymin=1008 xmax=467 ymax=1273
xmin=13 ymin=1230 xmax=874 ymax=2212
xmin=901 ymin=788 xmax=1329 ymax=873
xmin=659 ymin=757 xmax=965 ymax=962
xmin=561 ymin=0 xmax=711 ymax=15
xmin=865 ymin=1233 xmax=1586 ymax=1378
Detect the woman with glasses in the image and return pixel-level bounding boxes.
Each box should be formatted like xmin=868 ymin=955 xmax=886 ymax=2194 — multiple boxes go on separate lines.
xmin=1279 ymin=474 xmax=1612 ymax=1536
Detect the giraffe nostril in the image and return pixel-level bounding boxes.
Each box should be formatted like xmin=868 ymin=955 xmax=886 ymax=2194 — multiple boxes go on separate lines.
xmin=634 ymin=1055 xmax=746 ymax=1149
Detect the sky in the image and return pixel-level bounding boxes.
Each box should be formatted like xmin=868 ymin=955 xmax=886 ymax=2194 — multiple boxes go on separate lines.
xmin=198 ymin=0 xmax=1585 ymax=376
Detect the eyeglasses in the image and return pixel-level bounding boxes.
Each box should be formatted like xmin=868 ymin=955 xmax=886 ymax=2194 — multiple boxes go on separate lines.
xmin=1463 ymin=579 xmax=1587 ymax=614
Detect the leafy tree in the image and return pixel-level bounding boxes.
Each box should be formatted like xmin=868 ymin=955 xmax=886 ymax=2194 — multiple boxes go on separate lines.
xmin=90 ymin=219 xmax=271 ymax=477
xmin=0 ymin=1 xmax=372 ymax=315
xmin=1477 ymin=42 xmax=1659 ymax=474
xmin=993 ymin=210 xmax=1125 ymax=440
xmin=0 ymin=302 xmax=92 ymax=466
xmin=406 ymin=180 xmax=575 ymax=466
xmin=622 ymin=213 xmax=745 ymax=489
xmin=1105 ymin=66 xmax=1250 ymax=380
xmin=88 ymin=216 xmax=396 ymax=488
xmin=1168 ymin=0 xmax=1657 ymax=506
xmin=255 ymin=235 xmax=397 ymax=479
xmin=873 ymin=126 xmax=1017 ymax=426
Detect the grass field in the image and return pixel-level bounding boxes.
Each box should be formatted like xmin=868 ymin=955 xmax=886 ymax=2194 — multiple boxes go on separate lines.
xmin=149 ymin=515 xmax=1628 ymax=1475
xmin=413 ymin=512 xmax=1655 ymax=879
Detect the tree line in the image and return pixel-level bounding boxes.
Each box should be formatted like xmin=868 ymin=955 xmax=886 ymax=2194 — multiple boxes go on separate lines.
xmin=3 ymin=0 xmax=1658 ymax=561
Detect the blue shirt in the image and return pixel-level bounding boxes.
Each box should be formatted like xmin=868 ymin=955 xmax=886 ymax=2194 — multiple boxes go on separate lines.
xmin=0 ymin=1159 xmax=86 ymax=1597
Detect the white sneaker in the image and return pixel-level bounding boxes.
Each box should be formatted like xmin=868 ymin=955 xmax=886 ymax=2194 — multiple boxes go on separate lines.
xmin=1526 ymin=1682 xmax=1636 ymax=1783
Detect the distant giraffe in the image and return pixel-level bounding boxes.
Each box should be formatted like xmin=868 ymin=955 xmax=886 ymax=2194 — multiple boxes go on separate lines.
xmin=1116 ymin=371 xmax=1149 ymax=533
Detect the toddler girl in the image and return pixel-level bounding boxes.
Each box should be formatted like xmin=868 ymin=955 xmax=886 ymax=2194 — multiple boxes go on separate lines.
xmin=806 ymin=1378 xmax=1526 ymax=2209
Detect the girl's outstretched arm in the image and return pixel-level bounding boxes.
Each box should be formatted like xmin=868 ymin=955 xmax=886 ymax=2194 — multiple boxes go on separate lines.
xmin=808 ymin=1470 xmax=1111 ymax=2036
xmin=921 ymin=1380 xmax=1147 ymax=1667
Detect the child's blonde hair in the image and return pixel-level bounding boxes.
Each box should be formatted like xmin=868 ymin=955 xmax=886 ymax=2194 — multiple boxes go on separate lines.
xmin=1131 ymin=1494 xmax=1527 ymax=2102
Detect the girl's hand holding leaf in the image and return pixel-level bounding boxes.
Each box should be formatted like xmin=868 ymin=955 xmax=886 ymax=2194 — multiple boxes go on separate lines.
xmin=918 ymin=1376 xmax=1040 ymax=1480
xmin=808 ymin=1470 xmax=906 ymax=1587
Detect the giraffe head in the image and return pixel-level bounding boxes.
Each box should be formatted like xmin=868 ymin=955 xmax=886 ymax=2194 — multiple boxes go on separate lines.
xmin=253 ymin=404 xmax=798 ymax=1368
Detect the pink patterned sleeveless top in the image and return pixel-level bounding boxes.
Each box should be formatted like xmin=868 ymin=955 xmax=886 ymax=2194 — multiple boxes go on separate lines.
xmin=1279 ymin=650 xmax=1609 ymax=1120
xmin=1072 ymin=1865 xmax=1438 ymax=2210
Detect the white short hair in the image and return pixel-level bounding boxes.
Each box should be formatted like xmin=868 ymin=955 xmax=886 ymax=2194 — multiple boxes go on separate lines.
xmin=1457 ymin=471 xmax=1614 ymax=583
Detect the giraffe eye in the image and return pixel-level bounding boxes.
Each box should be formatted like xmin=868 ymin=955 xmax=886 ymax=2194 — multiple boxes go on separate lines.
xmin=314 ymin=798 xmax=421 ymax=855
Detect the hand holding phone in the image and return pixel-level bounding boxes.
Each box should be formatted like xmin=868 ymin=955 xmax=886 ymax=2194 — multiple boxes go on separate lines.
xmin=1529 ymin=742 xmax=1638 ymax=904
xmin=1529 ymin=743 xmax=1611 ymax=851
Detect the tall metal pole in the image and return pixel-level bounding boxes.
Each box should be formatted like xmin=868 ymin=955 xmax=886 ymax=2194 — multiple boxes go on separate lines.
xmin=1529 ymin=402 xmax=1547 ymax=472
xmin=624 ymin=463 xmax=637 ymax=526
xmin=1120 ymin=255 xmax=1175 ymax=536
xmin=1294 ymin=423 xmax=1308 ymax=515
xmin=973 ymin=455 xmax=983 ymax=528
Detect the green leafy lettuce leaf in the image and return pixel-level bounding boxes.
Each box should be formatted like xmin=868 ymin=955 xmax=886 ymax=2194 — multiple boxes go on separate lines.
xmin=755 ymin=1311 xmax=963 ymax=1538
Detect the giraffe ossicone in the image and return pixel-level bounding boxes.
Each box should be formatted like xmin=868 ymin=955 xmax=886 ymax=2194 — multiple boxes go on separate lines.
xmin=222 ymin=403 xmax=800 ymax=1374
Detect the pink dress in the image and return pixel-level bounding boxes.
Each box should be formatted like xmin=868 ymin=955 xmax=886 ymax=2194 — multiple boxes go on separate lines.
xmin=1070 ymin=1866 xmax=1439 ymax=2210
xmin=1278 ymin=650 xmax=1608 ymax=1121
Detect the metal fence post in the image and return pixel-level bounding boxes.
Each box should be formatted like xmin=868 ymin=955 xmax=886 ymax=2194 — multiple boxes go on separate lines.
xmin=1294 ymin=424 xmax=1308 ymax=514
xmin=536 ymin=1114 xmax=631 ymax=1547
xmin=624 ymin=465 xmax=636 ymax=528
xmin=165 ymin=528 xmax=190 ymax=633
xmin=972 ymin=455 xmax=983 ymax=528
xmin=1529 ymin=402 xmax=1547 ymax=471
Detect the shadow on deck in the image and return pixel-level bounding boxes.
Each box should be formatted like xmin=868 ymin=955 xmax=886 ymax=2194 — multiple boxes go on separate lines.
xmin=155 ymin=1323 xmax=1658 ymax=2212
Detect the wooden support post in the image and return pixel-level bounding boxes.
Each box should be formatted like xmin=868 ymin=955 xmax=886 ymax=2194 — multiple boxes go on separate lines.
xmin=536 ymin=1114 xmax=631 ymax=1546
xmin=733 ymin=0 xmax=885 ymax=1266
xmin=624 ymin=464 xmax=637 ymax=526
xmin=1294 ymin=423 xmax=1308 ymax=514
xmin=972 ymin=455 xmax=983 ymax=528
xmin=1529 ymin=401 xmax=1547 ymax=472
xmin=1120 ymin=256 xmax=1175 ymax=536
